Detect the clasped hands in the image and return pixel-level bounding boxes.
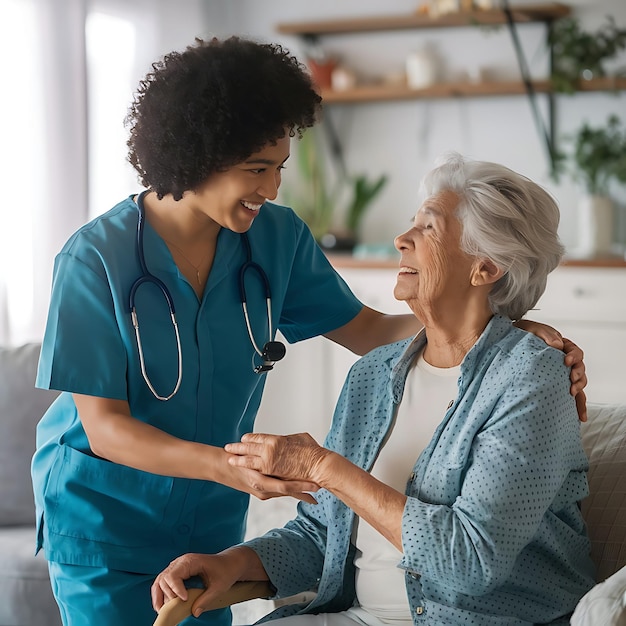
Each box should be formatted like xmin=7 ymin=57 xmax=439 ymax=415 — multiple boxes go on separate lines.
xmin=225 ymin=432 xmax=331 ymax=488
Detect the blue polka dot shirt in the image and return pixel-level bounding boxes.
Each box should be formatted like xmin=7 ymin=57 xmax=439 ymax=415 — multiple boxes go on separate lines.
xmin=245 ymin=315 xmax=596 ymax=625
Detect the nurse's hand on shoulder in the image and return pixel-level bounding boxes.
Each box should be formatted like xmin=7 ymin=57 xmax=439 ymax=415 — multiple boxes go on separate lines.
xmin=515 ymin=320 xmax=588 ymax=422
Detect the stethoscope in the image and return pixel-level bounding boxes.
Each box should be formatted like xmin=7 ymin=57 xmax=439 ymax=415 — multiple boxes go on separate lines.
xmin=129 ymin=191 xmax=286 ymax=401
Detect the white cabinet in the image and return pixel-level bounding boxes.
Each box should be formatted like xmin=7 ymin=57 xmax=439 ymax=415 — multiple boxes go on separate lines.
xmin=531 ymin=266 xmax=626 ymax=404
xmin=326 ymin=267 xmax=408 ymax=403
xmin=255 ymin=268 xmax=406 ymax=443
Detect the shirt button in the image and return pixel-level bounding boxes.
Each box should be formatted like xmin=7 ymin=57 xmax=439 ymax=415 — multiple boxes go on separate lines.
xmin=447 ymin=400 xmax=454 ymax=409
xmin=409 ymin=472 xmax=415 ymax=481
xmin=178 ymin=524 xmax=190 ymax=534
xmin=415 ymin=606 xmax=424 ymax=615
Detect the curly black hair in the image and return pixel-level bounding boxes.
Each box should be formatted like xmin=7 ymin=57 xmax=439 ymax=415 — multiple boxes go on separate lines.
xmin=125 ymin=37 xmax=322 ymax=200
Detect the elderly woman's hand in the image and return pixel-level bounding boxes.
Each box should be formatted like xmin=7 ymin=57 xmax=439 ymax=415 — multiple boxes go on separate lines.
xmin=226 ymin=433 xmax=332 ymax=485
xmin=152 ymin=552 xmax=235 ymax=617
xmin=152 ymin=547 xmax=264 ymax=618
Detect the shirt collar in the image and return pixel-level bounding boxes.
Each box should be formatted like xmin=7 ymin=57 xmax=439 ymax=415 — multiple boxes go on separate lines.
xmin=390 ymin=315 xmax=513 ymax=403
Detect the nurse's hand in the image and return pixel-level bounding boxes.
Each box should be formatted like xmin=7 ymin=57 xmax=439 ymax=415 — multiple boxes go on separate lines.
xmin=152 ymin=546 xmax=265 ymax=618
xmin=217 ymin=449 xmax=320 ymax=503
xmin=226 ymin=432 xmax=330 ymax=485
xmin=515 ymin=320 xmax=587 ymax=422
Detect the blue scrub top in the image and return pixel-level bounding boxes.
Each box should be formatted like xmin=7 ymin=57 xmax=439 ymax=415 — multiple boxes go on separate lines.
xmin=32 ymin=195 xmax=363 ymax=574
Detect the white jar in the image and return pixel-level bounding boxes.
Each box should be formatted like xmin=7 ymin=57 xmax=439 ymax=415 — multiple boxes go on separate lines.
xmin=578 ymin=194 xmax=614 ymax=257
xmin=406 ymin=48 xmax=438 ymax=89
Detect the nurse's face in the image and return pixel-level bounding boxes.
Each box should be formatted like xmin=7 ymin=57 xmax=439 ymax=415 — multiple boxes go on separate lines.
xmin=190 ymin=134 xmax=291 ymax=233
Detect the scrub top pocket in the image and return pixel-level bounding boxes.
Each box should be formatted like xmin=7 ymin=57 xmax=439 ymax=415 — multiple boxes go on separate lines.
xmin=45 ymin=445 xmax=174 ymax=548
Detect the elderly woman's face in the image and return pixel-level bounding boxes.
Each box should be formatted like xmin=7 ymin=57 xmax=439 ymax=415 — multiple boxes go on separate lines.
xmin=393 ymin=190 xmax=476 ymax=314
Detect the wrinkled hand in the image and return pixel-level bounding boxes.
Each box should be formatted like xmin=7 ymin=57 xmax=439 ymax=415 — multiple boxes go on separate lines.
xmin=217 ymin=448 xmax=319 ymax=503
xmin=151 ymin=552 xmax=237 ymax=617
xmin=226 ymin=432 xmax=331 ymax=485
xmin=515 ymin=320 xmax=587 ymax=422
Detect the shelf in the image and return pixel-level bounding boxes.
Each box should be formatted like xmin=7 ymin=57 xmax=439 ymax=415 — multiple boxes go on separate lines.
xmin=326 ymin=254 xmax=626 ymax=270
xmin=319 ymin=77 xmax=626 ymax=104
xmin=320 ymin=80 xmax=550 ymax=103
xmin=572 ymin=76 xmax=626 ymax=93
xmin=276 ymin=4 xmax=622 ymax=176
xmin=277 ymin=3 xmax=570 ymax=36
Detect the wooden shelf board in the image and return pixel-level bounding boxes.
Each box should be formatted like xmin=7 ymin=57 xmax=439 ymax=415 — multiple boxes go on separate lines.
xmin=277 ymin=3 xmax=570 ymax=36
xmin=326 ymin=254 xmax=626 ymax=270
xmin=319 ymin=77 xmax=626 ymax=104
xmin=574 ymin=77 xmax=626 ymax=92
xmin=320 ymin=80 xmax=551 ymax=103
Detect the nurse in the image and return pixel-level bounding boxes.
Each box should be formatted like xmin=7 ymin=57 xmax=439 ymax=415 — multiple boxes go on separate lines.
xmin=31 ymin=37 xmax=586 ymax=626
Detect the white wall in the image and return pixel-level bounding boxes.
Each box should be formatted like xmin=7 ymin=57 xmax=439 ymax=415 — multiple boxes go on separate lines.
xmin=198 ymin=0 xmax=626 ymax=254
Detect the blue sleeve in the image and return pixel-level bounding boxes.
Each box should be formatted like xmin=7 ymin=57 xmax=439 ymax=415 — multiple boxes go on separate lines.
xmin=243 ymin=498 xmax=329 ymax=598
xmin=36 ymin=252 xmax=128 ymax=400
xmin=277 ymin=216 xmax=363 ymax=344
xmin=399 ymin=347 xmax=584 ymax=595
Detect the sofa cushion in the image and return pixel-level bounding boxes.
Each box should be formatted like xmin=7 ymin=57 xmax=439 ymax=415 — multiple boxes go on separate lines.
xmin=0 ymin=526 xmax=62 ymax=625
xmin=0 ymin=343 xmax=59 ymax=526
xmin=570 ymin=563 xmax=626 ymax=626
xmin=581 ymin=403 xmax=626 ymax=582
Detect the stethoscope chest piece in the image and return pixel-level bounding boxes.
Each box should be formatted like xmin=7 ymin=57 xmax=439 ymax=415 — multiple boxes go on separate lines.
xmin=239 ymin=233 xmax=286 ymax=374
xmin=254 ymin=340 xmax=287 ymax=373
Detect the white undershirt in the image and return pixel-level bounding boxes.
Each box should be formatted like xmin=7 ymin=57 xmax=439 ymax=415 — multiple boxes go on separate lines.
xmin=352 ymin=350 xmax=460 ymax=624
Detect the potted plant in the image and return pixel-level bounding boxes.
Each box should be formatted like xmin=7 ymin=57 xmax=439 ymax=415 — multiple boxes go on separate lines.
xmin=284 ymin=127 xmax=335 ymax=242
xmin=563 ymin=115 xmax=626 ymax=256
xmin=549 ymin=16 xmax=626 ymax=94
xmin=282 ymin=128 xmax=388 ymax=252
xmin=570 ymin=115 xmax=626 ymax=195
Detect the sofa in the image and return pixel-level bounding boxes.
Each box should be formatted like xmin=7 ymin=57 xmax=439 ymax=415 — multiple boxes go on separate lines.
xmin=0 ymin=343 xmax=61 ymax=626
xmin=1 ymin=342 xmax=625 ymax=626
xmin=571 ymin=402 xmax=626 ymax=625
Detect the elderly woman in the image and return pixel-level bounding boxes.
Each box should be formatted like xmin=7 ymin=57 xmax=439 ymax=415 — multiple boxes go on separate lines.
xmin=153 ymin=153 xmax=596 ymax=625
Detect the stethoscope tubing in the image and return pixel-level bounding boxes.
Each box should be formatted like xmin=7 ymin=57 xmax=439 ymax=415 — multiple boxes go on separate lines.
xmin=129 ymin=191 xmax=282 ymax=401
xmin=238 ymin=233 xmax=275 ymax=357
xmin=130 ymin=191 xmax=183 ymax=401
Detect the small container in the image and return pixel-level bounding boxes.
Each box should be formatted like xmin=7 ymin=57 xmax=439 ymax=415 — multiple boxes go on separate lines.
xmin=308 ymin=57 xmax=338 ymax=90
xmin=331 ymin=66 xmax=357 ymax=92
xmin=406 ymin=47 xmax=439 ymax=89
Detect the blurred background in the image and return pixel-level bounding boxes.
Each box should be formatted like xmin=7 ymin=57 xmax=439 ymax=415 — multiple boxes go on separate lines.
xmin=1 ymin=0 xmax=625 ymax=346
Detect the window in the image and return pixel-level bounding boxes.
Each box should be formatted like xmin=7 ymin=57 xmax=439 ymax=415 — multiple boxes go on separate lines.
xmin=0 ymin=0 xmax=44 ymax=342
xmin=86 ymin=11 xmax=138 ymax=218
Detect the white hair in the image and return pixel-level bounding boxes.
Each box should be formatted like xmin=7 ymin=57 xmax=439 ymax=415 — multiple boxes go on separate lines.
xmin=421 ymin=152 xmax=564 ymax=320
